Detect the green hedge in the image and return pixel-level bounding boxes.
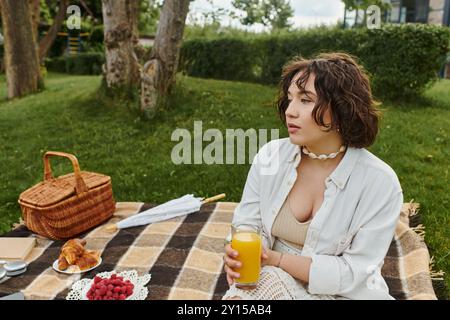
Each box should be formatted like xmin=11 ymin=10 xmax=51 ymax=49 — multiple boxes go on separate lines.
xmin=46 ymin=52 xmax=105 ymax=75
xmin=90 ymin=25 xmax=104 ymax=45
xmin=180 ymin=24 xmax=450 ymax=100
xmin=180 ymin=38 xmax=258 ymax=82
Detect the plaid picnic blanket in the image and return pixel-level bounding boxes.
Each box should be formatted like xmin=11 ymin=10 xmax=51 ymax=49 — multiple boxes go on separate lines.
xmin=383 ymin=202 xmax=438 ymax=300
xmin=0 ymin=201 xmax=439 ymax=300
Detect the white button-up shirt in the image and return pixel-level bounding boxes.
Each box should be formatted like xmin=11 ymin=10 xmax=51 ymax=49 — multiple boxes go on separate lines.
xmin=229 ymin=138 xmax=403 ymax=300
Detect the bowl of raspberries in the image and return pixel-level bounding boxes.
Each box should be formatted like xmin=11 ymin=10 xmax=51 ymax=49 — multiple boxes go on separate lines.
xmin=66 ymin=270 xmax=151 ymax=300
xmin=88 ymin=274 xmax=134 ymax=300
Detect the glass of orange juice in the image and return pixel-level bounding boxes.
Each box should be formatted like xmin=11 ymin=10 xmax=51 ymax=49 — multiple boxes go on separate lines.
xmin=231 ymin=224 xmax=262 ymax=288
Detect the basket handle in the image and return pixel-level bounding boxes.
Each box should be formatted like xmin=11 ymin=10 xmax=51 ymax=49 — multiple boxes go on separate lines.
xmin=43 ymin=151 xmax=88 ymax=194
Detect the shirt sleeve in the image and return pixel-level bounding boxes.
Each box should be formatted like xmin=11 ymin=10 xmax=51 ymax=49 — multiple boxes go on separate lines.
xmin=307 ymin=176 xmax=403 ymax=298
xmin=225 ymin=143 xmax=271 ymax=249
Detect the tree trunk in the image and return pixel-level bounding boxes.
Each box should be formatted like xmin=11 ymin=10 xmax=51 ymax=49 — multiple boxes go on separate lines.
xmin=0 ymin=0 xmax=43 ymax=98
xmin=130 ymin=0 xmax=140 ymax=44
xmin=129 ymin=0 xmax=146 ymax=62
xmin=140 ymin=0 xmax=190 ymax=116
xmin=29 ymin=0 xmax=40 ymax=42
xmin=39 ymin=0 xmax=69 ymax=63
xmin=102 ymin=0 xmax=141 ymax=90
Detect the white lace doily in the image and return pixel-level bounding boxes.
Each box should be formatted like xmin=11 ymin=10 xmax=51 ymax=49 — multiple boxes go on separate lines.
xmin=66 ymin=270 xmax=151 ymax=300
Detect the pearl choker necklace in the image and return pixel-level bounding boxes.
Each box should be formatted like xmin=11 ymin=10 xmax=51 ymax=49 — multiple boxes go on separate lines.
xmin=301 ymin=145 xmax=346 ymax=160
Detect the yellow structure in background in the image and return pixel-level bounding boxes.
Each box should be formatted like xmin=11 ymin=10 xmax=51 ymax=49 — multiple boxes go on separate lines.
xmin=57 ymin=32 xmax=90 ymax=55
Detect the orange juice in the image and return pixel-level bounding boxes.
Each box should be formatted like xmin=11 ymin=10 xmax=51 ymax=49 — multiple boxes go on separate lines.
xmin=231 ymin=230 xmax=262 ymax=286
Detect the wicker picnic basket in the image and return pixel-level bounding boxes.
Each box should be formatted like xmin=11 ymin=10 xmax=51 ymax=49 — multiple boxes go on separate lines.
xmin=18 ymin=151 xmax=116 ymax=240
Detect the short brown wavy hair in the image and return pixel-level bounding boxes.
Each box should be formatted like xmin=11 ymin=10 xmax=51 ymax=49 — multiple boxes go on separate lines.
xmin=277 ymin=52 xmax=381 ymax=148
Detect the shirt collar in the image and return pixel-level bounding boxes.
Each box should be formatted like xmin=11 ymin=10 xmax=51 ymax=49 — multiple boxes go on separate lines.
xmin=287 ymin=144 xmax=301 ymax=163
xmin=287 ymin=142 xmax=361 ymax=190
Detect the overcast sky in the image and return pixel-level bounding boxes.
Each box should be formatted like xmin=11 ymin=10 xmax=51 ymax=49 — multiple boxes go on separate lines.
xmin=188 ymin=0 xmax=346 ymax=30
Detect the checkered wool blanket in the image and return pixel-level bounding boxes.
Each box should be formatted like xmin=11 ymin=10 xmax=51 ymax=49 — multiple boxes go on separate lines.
xmin=0 ymin=201 xmax=440 ymax=300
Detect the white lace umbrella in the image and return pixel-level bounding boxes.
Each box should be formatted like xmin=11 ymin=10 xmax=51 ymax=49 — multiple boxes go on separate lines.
xmin=105 ymin=193 xmax=225 ymax=232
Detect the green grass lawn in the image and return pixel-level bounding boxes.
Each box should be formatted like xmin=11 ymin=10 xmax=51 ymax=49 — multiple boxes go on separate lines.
xmin=0 ymin=73 xmax=449 ymax=299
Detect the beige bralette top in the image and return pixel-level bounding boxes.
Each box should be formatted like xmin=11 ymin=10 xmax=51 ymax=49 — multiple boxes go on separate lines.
xmin=271 ymin=196 xmax=311 ymax=249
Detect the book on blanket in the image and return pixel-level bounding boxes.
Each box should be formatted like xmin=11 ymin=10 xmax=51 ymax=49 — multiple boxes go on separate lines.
xmin=0 ymin=237 xmax=36 ymax=261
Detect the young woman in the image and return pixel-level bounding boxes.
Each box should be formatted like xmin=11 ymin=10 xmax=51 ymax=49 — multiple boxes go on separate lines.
xmin=222 ymin=53 xmax=403 ymax=300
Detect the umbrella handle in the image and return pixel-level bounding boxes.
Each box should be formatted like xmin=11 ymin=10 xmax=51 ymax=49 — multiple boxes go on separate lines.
xmin=202 ymin=193 xmax=226 ymax=204
xmin=105 ymin=223 xmax=118 ymax=232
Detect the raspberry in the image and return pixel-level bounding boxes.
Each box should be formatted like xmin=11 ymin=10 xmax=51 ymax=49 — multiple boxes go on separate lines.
xmin=126 ymin=287 xmax=133 ymax=296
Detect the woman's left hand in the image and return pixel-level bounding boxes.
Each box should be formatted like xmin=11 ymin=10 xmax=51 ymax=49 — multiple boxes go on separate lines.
xmin=261 ymin=247 xmax=280 ymax=267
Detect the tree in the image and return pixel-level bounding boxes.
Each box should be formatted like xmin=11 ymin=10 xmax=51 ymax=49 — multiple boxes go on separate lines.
xmin=29 ymin=0 xmax=40 ymax=41
xmin=139 ymin=0 xmax=163 ymax=35
xmin=101 ymin=0 xmax=191 ymax=118
xmin=140 ymin=0 xmax=190 ymax=116
xmin=200 ymin=0 xmax=231 ymax=25
xmin=39 ymin=0 xmax=69 ymax=63
xmin=0 ymin=0 xmax=43 ymax=99
xmin=101 ymin=0 xmax=141 ymax=90
xmin=231 ymin=0 xmax=293 ymax=30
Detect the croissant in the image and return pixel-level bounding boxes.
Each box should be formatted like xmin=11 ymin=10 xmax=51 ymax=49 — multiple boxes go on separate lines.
xmin=76 ymin=250 xmax=100 ymax=271
xmin=58 ymin=254 xmax=70 ymax=271
xmin=61 ymin=238 xmax=86 ymax=265
xmin=57 ymin=239 xmax=100 ymax=272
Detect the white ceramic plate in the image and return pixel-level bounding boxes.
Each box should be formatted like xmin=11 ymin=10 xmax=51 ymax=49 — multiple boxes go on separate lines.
xmin=52 ymin=257 xmax=102 ymax=274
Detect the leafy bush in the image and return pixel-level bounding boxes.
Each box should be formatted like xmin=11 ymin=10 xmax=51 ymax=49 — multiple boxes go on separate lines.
xmin=83 ymin=25 xmax=105 ymax=53
xmin=180 ymin=24 xmax=450 ymax=100
xmin=359 ymin=24 xmax=450 ymax=99
xmin=46 ymin=52 xmax=104 ymax=75
xmin=45 ymin=56 xmax=66 ymax=73
xmin=180 ymin=38 xmax=258 ymax=81
xmin=90 ymin=25 xmax=104 ymax=44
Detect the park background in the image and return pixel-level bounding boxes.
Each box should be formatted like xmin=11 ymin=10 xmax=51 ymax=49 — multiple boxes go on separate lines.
xmin=0 ymin=0 xmax=449 ymax=299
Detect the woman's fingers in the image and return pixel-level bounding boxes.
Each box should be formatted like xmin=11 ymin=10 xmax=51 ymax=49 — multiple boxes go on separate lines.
xmin=224 ymin=264 xmax=240 ymax=280
xmin=261 ymin=247 xmax=269 ymax=260
xmin=225 ymin=244 xmax=239 ymax=258
xmin=223 ymin=244 xmax=241 ymax=284
xmin=224 ymin=254 xmax=242 ymax=269
xmin=260 ymin=248 xmax=270 ymax=266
